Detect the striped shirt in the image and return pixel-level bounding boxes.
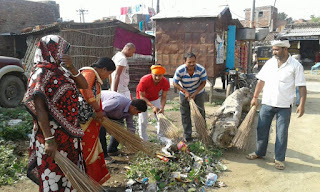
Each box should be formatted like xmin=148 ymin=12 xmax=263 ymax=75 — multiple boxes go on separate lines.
xmin=173 ymin=64 xmax=207 ymax=95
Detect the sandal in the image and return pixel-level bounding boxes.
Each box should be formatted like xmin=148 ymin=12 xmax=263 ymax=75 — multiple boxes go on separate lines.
xmin=274 ymin=160 xmax=285 ymax=170
xmin=246 ymin=152 xmax=260 ymax=160
xmin=105 ymin=156 xmax=116 ymax=164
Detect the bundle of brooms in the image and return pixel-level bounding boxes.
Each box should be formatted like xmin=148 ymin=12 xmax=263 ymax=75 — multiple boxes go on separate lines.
xmin=54 ymin=151 xmax=104 ymax=192
xmin=189 ymin=99 xmax=212 ymax=145
xmin=97 ymin=117 xmax=155 ymax=157
xmin=157 ymin=113 xmax=181 ymax=140
xmin=232 ymin=105 xmax=257 ymax=149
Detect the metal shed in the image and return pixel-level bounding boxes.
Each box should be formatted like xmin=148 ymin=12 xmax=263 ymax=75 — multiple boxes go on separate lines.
xmin=152 ymin=6 xmax=239 ymax=84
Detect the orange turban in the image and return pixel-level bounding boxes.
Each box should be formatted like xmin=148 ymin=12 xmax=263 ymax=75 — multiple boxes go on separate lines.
xmin=151 ymin=65 xmax=166 ymax=75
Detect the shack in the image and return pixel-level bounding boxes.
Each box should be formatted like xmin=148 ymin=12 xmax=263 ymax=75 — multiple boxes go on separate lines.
xmin=20 ymin=19 xmax=154 ymax=91
xmin=278 ymin=23 xmax=320 ymax=64
xmin=152 ymin=6 xmax=241 ymax=94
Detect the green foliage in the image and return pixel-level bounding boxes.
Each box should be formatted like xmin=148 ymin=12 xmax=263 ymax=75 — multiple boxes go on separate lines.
xmin=166 ymin=105 xmax=180 ymax=111
xmin=311 ymin=15 xmax=320 ymax=22
xmin=127 ymin=141 xmax=225 ymax=190
xmin=0 ymin=141 xmax=28 ymax=185
xmin=0 ymin=107 xmax=33 ymax=141
xmin=188 ymin=141 xmax=223 ymax=158
xmin=277 ymin=12 xmax=293 ymax=24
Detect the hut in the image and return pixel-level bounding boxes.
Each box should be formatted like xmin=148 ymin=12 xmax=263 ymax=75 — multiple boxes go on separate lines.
xmin=152 ymin=6 xmax=241 ymax=98
xmin=21 ymin=19 xmax=155 ymax=91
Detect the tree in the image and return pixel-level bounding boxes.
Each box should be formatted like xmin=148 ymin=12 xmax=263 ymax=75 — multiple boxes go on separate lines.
xmin=278 ymin=12 xmax=293 ymax=24
xmin=310 ymin=15 xmax=320 ymax=22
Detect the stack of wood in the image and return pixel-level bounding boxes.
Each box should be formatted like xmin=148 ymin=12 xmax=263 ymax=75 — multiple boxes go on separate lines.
xmin=210 ymin=87 xmax=253 ymax=148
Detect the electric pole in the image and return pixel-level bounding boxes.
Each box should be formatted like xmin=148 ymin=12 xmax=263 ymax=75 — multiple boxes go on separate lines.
xmin=76 ymin=9 xmax=88 ymax=23
xmin=248 ymin=0 xmax=255 ymax=73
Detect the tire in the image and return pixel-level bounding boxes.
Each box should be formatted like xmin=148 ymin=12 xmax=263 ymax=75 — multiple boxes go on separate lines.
xmin=239 ymin=80 xmax=247 ymax=88
xmin=0 ymin=75 xmax=26 ymax=108
xmin=226 ymin=83 xmax=234 ymax=97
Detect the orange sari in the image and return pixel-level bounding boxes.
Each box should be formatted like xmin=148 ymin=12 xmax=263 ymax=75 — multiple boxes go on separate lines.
xmin=79 ymin=68 xmax=110 ymax=184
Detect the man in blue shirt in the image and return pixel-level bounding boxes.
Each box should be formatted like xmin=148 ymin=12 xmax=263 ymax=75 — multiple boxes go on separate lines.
xmin=173 ymin=52 xmax=208 ymax=142
xmin=99 ymin=90 xmax=147 ymax=162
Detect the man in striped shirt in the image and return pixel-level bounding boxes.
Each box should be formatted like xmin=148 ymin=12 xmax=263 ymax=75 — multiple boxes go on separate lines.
xmin=173 ymin=52 xmax=208 ymax=142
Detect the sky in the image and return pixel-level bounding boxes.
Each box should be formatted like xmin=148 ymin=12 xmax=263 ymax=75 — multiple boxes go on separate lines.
xmin=30 ymin=0 xmax=320 ymax=23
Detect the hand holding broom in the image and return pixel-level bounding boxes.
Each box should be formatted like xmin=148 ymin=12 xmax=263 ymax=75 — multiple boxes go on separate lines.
xmin=232 ymin=105 xmax=257 ymax=149
xmin=96 ymin=116 xmax=155 ymax=157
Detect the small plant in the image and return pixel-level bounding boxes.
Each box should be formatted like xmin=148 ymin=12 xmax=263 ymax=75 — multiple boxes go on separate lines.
xmin=0 ymin=107 xmax=33 ymax=141
xmin=0 ymin=140 xmax=28 ymax=185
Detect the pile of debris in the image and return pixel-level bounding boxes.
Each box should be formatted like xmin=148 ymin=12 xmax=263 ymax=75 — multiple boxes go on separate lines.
xmin=125 ymin=139 xmax=227 ymax=191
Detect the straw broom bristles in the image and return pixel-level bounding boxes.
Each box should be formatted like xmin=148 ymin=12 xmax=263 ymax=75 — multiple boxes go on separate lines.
xmin=96 ymin=117 xmax=155 ymax=157
xmin=157 ymin=113 xmax=181 ymax=140
xmin=54 ymin=151 xmax=105 ymax=192
xmin=232 ymin=105 xmax=257 ymax=149
xmin=189 ymin=99 xmax=212 ymax=145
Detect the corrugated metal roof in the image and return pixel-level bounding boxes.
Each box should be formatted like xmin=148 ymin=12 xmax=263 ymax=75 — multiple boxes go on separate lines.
xmin=151 ymin=5 xmax=229 ymax=20
xmin=280 ymin=23 xmax=320 ymax=37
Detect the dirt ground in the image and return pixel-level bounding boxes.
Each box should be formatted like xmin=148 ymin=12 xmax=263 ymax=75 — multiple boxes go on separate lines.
xmin=1 ymin=70 xmax=319 ymax=192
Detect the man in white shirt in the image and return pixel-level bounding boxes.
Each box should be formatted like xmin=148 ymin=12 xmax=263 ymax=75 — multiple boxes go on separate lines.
xmin=111 ymin=43 xmax=136 ymax=99
xmin=246 ymin=39 xmax=307 ymax=170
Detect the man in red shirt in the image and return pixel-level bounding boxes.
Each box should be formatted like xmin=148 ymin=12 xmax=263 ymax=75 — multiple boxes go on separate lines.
xmin=136 ymin=64 xmax=170 ymax=141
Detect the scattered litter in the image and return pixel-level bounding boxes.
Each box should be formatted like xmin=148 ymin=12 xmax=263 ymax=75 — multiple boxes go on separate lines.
xmin=8 ymin=119 xmax=22 ymax=126
xmin=205 ymin=173 xmax=218 ymax=187
xmin=126 ymin=179 xmax=136 ymax=187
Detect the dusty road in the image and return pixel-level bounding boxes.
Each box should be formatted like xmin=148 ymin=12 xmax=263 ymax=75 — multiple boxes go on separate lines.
xmin=215 ymin=72 xmax=320 ymax=192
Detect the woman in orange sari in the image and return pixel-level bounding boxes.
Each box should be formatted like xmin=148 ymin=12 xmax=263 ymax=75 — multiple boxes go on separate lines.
xmin=78 ymin=57 xmax=115 ymax=184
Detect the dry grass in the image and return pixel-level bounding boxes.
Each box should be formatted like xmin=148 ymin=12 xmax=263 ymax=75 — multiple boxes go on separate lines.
xmin=54 ymin=151 xmax=104 ymax=192
xmin=232 ymin=105 xmax=257 ymax=149
xmin=189 ymin=99 xmax=212 ymax=145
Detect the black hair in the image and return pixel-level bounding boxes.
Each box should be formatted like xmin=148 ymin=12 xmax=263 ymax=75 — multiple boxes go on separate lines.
xmin=91 ymin=57 xmax=116 ymax=71
xmin=184 ymin=52 xmax=196 ymax=61
xmin=131 ymin=99 xmax=147 ymax=112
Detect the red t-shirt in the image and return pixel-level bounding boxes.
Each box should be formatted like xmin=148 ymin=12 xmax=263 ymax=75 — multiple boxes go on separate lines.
xmin=136 ymin=74 xmax=170 ymax=101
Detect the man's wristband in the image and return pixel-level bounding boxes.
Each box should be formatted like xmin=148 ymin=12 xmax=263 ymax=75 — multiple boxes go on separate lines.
xmin=253 ymin=96 xmax=258 ymax=98
xmin=181 ymin=90 xmax=186 ymax=93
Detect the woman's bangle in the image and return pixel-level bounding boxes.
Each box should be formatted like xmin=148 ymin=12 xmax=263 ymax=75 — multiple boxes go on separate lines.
xmin=45 ymin=136 xmax=55 ymax=141
xmin=71 ymin=70 xmax=81 ymax=77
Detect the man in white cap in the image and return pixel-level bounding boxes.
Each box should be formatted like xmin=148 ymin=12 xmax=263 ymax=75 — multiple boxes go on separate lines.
xmin=246 ymin=39 xmax=307 ymax=170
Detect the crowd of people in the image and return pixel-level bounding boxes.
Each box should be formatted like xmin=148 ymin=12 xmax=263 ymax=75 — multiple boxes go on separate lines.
xmin=24 ymin=35 xmax=306 ymax=191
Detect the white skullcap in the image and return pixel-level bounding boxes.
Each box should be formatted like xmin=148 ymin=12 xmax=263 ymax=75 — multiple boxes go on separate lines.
xmin=271 ymin=40 xmax=290 ymax=48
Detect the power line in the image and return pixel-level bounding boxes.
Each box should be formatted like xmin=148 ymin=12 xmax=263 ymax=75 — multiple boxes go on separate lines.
xmin=76 ymin=9 xmax=88 ymax=23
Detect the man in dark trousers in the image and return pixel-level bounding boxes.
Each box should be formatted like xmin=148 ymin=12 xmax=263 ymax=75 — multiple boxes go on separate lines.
xmin=99 ymin=90 xmax=147 ymax=163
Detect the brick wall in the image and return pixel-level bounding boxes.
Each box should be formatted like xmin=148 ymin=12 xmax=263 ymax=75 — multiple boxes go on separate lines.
xmin=244 ymin=6 xmax=278 ymax=31
xmin=0 ymin=0 xmax=60 ymax=34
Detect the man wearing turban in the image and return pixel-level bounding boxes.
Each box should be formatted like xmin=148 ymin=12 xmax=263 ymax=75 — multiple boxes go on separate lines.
xmin=246 ymin=39 xmax=307 ymax=170
xmin=136 ymin=64 xmax=170 ymax=141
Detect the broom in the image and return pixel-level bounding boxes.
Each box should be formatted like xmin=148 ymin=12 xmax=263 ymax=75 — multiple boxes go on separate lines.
xmin=96 ymin=116 xmax=155 ymax=157
xmin=189 ymin=99 xmax=212 ymax=145
xmin=232 ymin=105 xmax=257 ymax=149
xmin=157 ymin=113 xmax=181 ymax=140
xmin=54 ymin=151 xmax=105 ymax=192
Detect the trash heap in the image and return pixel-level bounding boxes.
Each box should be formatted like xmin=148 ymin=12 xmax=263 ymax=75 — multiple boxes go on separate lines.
xmin=126 ymin=140 xmax=227 ymax=191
